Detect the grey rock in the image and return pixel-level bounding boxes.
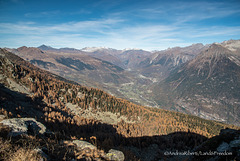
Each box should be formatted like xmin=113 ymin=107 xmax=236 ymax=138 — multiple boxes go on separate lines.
xmin=72 ymin=140 xmax=97 ymax=150
xmin=0 ymin=118 xmax=46 ymax=136
xmin=217 ymin=142 xmax=230 ymax=152
xmin=105 ymin=149 xmax=125 ymax=161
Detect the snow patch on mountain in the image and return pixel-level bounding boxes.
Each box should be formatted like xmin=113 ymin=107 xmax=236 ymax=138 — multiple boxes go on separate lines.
xmin=81 ymin=47 xmax=114 ymax=52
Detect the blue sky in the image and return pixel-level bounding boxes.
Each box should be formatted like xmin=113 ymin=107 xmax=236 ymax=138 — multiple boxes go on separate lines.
xmin=0 ymin=0 xmax=240 ymax=51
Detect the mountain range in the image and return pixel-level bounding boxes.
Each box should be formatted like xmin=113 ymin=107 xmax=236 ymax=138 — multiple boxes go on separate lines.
xmin=153 ymin=43 xmax=240 ymax=125
xmin=1 ymin=47 xmax=239 ymax=161
xmin=5 ymin=39 xmax=240 ymax=126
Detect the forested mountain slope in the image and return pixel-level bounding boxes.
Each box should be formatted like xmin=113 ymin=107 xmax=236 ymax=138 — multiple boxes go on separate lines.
xmin=0 ymin=48 xmax=239 ymax=160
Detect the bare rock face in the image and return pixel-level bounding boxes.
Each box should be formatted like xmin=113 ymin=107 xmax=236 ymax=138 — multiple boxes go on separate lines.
xmin=0 ymin=118 xmax=46 ymax=136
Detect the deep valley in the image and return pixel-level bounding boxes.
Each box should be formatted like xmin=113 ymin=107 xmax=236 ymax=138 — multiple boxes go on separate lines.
xmin=7 ymin=40 xmax=240 ymax=126
xmin=0 ymin=40 xmax=240 ymax=161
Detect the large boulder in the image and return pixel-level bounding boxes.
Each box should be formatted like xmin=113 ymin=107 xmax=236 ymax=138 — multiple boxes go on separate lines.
xmin=72 ymin=140 xmax=97 ymax=150
xmin=0 ymin=118 xmax=46 ymax=136
xmin=105 ymin=149 xmax=125 ymax=161
xmin=217 ymin=142 xmax=230 ymax=152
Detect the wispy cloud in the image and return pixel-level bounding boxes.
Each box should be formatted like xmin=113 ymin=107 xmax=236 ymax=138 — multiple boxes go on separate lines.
xmin=1 ymin=17 xmax=239 ymax=50
xmin=136 ymin=1 xmax=240 ymax=24
xmin=0 ymin=18 xmax=124 ymax=35
xmin=0 ymin=0 xmax=240 ymax=50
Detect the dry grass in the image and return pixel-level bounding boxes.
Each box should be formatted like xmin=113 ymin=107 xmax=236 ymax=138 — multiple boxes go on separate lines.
xmin=0 ymin=137 xmax=43 ymax=161
xmin=8 ymin=148 xmax=42 ymax=161
xmin=0 ymin=138 xmax=12 ymax=160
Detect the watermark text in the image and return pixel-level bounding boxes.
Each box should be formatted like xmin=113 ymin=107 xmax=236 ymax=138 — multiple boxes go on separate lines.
xmin=164 ymin=150 xmax=232 ymax=156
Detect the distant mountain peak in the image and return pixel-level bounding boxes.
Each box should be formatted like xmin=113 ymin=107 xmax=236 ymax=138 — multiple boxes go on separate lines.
xmin=220 ymin=39 xmax=240 ymax=52
xmin=163 ymin=43 xmax=204 ymax=52
xmin=18 ymin=46 xmax=28 ymax=50
xmin=16 ymin=46 xmax=45 ymax=55
xmin=38 ymin=45 xmax=55 ymax=50
xmin=187 ymin=43 xmax=234 ymax=68
xmin=202 ymin=43 xmax=232 ymax=57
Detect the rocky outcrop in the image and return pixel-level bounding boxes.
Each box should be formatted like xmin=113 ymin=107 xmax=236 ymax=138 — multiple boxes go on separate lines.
xmin=105 ymin=149 xmax=125 ymax=161
xmin=0 ymin=118 xmax=46 ymax=136
xmin=64 ymin=140 xmax=125 ymax=161
xmin=72 ymin=140 xmax=97 ymax=150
